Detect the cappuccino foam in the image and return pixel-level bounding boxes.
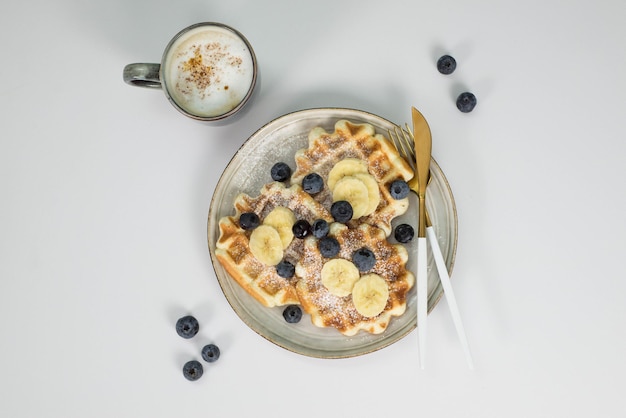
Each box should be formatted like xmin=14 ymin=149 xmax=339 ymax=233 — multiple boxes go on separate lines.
xmin=163 ymin=25 xmax=255 ymax=118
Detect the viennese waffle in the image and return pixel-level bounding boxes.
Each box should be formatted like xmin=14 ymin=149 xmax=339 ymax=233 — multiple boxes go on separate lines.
xmin=216 ymin=182 xmax=333 ymax=307
xmin=296 ymin=222 xmax=415 ymax=336
xmin=291 ymin=119 xmax=413 ymax=236
xmin=215 ymin=119 xmax=416 ymax=335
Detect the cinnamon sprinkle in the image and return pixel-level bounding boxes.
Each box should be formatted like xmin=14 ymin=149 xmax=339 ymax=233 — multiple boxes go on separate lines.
xmin=177 ymin=42 xmax=245 ymax=98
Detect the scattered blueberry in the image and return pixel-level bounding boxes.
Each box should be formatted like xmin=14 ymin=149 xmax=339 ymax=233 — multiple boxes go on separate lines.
xmin=389 ymin=180 xmax=410 ymax=199
xmin=276 ymin=260 xmax=296 ymax=278
xmin=394 ymin=224 xmax=415 ymax=243
xmin=182 ymin=360 xmax=203 ymax=381
xmin=239 ymin=212 xmax=260 ymax=230
xmin=271 ymin=162 xmax=291 ymax=182
xmin=282 ymin=305 xmax=302 ymax=323
xmin=352 ymin=247 xmax=376 ymax=271
xmin=311 ymin=219 xmax=330 ymax=238
xmin=201 ymin=344 xmax=221 ymax=363
xmin=331 ymin=200 xmax=353 ymax=223
xmin=437 ymin=55 xmax=457 ymax=75
xmin=456 ymin=92 xmax=477 ymax=113
xmin=318 ymin=236 xmax=340 ymax=258
xmin=292 ymin=219 xmax=311 ymax=239
xmin=176 ymin=315 xmax=199 ymax=339
xmin=302 ymin=173 xmax=324 ymax=194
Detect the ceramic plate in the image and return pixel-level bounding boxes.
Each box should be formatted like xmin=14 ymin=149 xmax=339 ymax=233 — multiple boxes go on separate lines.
xmin=207 ymin=108 xmax=457 ymax=358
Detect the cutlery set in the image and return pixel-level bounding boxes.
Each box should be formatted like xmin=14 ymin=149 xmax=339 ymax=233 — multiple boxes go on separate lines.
xmin=389 ymin=107 xmax=474 ymax=369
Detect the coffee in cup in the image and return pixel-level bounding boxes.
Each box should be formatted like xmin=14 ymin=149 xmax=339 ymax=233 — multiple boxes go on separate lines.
xmin=124 ymin=22 xmax=258 ymax=123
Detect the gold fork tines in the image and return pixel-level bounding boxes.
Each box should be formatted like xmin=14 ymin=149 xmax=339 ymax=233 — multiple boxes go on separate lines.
xmin=388 ymin=125 xmax=421 ymax=198
xmin=388 ymin=125 xmax=431 ymax=222
xmin=389 ymin=125 xmax=416 ymax=170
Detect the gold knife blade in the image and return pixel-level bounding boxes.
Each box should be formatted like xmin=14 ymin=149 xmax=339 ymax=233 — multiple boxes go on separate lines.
xmin=412 ymin=106 xmax=432 ymax=238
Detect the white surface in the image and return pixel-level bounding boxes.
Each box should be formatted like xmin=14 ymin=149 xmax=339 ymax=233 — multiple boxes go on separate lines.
xmin=1 ymin=0 xmax=625 ymax=417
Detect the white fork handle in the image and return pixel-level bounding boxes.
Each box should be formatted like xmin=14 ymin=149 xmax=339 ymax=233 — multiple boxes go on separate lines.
xmin=426 ymin=225 xmax=474 ymax=369
xmin=417 ymin=236 xmax=427 ymax=369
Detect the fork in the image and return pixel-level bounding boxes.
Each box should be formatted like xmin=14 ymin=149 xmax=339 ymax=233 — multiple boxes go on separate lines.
xmin=388 ymin=125 xmax=474 ymax=369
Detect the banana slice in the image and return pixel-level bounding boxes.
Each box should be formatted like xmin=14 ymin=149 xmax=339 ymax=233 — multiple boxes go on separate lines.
xmin=353 ymin=172 xmax=380 ymax=216
xmin=327 ymin=158 xmax=369 ymax=191
xmin=352 ymin=273 xmax=389 ymax=317
xmin=262 ymin=206 xmax=296 ymax=249
xmin=332 ymin=176 xmax=369 ymax=219
xmin=321 ymin=258 xmax=361 ymax=297
xmin=249 ymin=225 xmax=284 ymax=266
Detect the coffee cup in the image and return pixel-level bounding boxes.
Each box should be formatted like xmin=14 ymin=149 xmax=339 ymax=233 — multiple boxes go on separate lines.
xmin=123 ymin=22 xmax=258 ymax=123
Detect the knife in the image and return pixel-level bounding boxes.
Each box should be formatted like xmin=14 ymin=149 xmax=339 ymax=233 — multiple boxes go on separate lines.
xmin=412 ymin=107 xmax=474 ymax=369
xmin=412 ymin=106 xmax=431 ymax=369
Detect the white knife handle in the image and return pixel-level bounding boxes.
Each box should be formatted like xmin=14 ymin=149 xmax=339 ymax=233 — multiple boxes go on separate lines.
xmin=417 ymin=236 xmax=427 ymax=369
xmin=426 ymin=225 xmax=474 ymax=369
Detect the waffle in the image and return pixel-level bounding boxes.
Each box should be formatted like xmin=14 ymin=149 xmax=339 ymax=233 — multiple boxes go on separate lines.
xmin=215 ymin=182 xmax=333 ymax=307
xmin=215 ymin=119 xmax=417 ymax=336
xmin=295 ymin=222 xmax=415 ymax=336
xmin=290 ymin=119 xmax=414 ymax=236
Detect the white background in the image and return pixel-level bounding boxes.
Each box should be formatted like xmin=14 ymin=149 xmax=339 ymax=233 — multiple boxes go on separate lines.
xmin=1 ymin=0 xmax=625 ymax=417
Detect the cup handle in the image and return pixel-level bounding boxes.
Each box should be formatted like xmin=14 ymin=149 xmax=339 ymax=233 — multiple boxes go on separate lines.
xmin=123 ymin=63 xmax=162 ymax=88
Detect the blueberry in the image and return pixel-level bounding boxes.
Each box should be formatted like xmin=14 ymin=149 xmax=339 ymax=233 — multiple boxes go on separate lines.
xmin=311 ymin=219 xmax=330 ymax=238
xmin=389 ymin=180 xmax=410 ymax=199
xmin=201 ymin=344 xmax=221 ymax=363
xmin=437 ymin=55 xmax=457 ymax=75
xmin=331 ymin=200 xmax=353 ymax=223
xmin=176 ymin=315 xmax=199 ymax=339
xmin=239 ymin=212 xmax=260 ymax=230
xmin=276 ymin=260 xmax=295 ymax=278
xmin=292 ymin=219 xmax=311 ymax=239
xmin=302 ymin=173 xmax=324 ymax=194
xmin=352 ymin=247 xmax=376 ymax=271
xmin=182 ymin=360 xmax=203 ymax=381
xmin=282 ymin=305 xmax=302 ymax=323
xmin=271 ymin=162 xmax=291 ymax=182
xmin=456 ymin=92 xmax=477 ymax=113
xmin=394 ymin=223 xmax=415 ymax=243
xmin=318 ymin=236 xmax=340 ymax=258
